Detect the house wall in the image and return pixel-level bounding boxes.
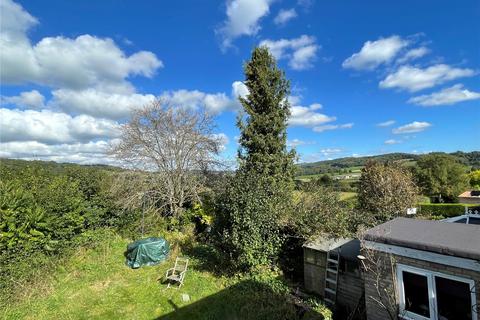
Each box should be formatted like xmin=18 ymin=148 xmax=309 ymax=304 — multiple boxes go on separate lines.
xmin=363 ymin=249 xmax=480 ymax=320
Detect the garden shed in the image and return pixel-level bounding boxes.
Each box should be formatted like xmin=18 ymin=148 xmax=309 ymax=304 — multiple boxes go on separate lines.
xmin=303 ymin=236 xmax=363 ymax=316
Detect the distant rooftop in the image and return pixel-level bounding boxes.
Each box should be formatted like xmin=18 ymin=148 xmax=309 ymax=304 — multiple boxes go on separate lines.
xmin=459 ymin=190 xmax=480 ymax=198
xmin=364 ymin=217 xmax=480 ymax=260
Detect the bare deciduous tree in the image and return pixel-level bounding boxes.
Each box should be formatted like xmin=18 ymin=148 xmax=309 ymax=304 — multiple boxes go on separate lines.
xmin=111 ymin=100 xmax=222 ymax=218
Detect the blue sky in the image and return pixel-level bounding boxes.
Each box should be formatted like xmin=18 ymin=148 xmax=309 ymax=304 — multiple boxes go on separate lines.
xmin=0 ymin=0 xmax=479 ymax=164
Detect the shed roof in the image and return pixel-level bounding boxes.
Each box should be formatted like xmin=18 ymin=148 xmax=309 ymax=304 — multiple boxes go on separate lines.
xmin=303 ymin=236 xmax=352 ymax=252
xmin=364 ymin=217 xmax=480 ymax=260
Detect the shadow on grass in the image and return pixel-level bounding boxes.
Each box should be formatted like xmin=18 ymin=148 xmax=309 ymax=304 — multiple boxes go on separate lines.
xmin=154 ymin=279 xmax=326 ymax=320
xmin=182 ymin=243 xmax=229 ymax=277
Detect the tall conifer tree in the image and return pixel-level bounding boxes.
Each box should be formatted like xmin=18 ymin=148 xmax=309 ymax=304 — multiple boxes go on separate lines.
xmin=215 ymin=47 xmax=295 ymax=271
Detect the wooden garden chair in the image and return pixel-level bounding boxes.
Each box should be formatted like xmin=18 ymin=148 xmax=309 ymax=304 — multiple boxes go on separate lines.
xmin=165 ymin=257 xmax=189 ymax=288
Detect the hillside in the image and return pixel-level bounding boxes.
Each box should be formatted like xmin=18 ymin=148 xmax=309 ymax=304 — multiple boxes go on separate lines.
xmin=296 ymin=151 xmax=480 ymax=176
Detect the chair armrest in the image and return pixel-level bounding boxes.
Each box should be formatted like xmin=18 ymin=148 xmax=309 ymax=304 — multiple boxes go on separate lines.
xmin=165 ymin=268 xmax=175 ymax=277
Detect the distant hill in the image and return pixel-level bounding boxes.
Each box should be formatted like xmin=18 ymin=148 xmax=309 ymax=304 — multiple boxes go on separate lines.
xmin=0 ymin=158 xmax=124 ymax=174
xmin=296 ymin=151 xmax=480 ymax=176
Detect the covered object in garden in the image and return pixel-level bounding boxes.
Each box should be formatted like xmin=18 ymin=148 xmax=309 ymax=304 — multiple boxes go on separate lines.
xmin=126 ymin=237 xmax=170 ymax=269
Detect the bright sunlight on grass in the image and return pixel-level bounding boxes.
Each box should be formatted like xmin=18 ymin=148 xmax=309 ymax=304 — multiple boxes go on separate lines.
xmin=3 ymin=231 xmax=329 ymax=320
xmin=3 ymin=233 xmax=228 ymax=320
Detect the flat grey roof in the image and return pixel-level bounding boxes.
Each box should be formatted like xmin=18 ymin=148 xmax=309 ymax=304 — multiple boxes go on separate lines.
xmin=303 ymin=236 xmax=352 ymax=252
xmin=364 ymin=217 xmax=480 ymax=260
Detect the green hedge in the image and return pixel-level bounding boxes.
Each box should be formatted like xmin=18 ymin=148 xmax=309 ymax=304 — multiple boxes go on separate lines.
xmin=418 ymin=203 xmax=478 ymax=218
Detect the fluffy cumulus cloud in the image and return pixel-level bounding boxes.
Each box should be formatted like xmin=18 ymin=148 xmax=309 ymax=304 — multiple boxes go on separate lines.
xmin=1 ymin=89 xmax=45 ymax=108
xmin=260 ymin=35 xmax=319 ymax=70
xmin=408 ymin=84 xmax=480 ymax=106
xmin=396 ymin=47 xmax=430 ymax=64
xmin=217 ymin=0 xmax=273 ymax=49
xmin=379 ymin=64 xmax=475 ymax=92
xmin=0 ymin=108 xmax=120 ymax=144
xmin=376 ymin=120 xmax=396 ymax=127
xmin=342 ymin=35 xmax=409 ymax=71
xmin=0 ymin=0 xmax=166 ymax=164
xmin=0 ymin=0 xmax=162 ymax=92
xmin=392 ymin=121 xmax=431 ymax=134
xmin=0 ymin=140 xmax=117 ymax=165
xmin=159 ymin=81 xmax=249 ymax=115
xmin=312 ymin=123 xmax=354 ymax=133
xmin=289 ymin=103 xmax=336 ymax=126
xmin=274 ymin=8 xmax=297 ymax=26
xmin=50 ymin=89 xmax=156 ymax=119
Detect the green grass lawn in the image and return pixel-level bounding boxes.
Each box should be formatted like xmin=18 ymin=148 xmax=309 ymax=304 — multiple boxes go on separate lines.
xmin=2 ymin=233 xmax=329 ymax=320
xmin=2 ymin=234 xmax=229 ymax=320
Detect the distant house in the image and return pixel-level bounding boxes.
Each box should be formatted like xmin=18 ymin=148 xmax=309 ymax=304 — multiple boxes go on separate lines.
xmin=303 ymin=216 xmax=480 ymax=320
xmin=459 ymin=190 xmax=480 ymax=204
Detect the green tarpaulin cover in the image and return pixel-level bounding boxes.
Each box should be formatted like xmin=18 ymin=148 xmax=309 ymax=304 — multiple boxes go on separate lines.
xmin=126 ymin=237 xmax=170 ymax=269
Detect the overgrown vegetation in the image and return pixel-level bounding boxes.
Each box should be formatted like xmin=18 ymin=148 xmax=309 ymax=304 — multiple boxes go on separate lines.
xmin=357 ymin=161 xmax=419 ymax=224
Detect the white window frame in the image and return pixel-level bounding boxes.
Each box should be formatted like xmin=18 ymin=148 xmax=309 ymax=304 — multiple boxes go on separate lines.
xmin=396 ymin=264 xmax=477 ymax=320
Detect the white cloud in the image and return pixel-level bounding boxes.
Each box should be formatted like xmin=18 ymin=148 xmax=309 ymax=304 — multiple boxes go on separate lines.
xmin=211 ymin=133 xmax=230 ymax=151
xmin=274 ymin=8 xmax=297 ymax=26
xmin=50 ymin=89 xmax=155 ymax=119
xmin=289 ymin=103 xmax=336 ymax=126
xmin=287 ymin=139 xmax=315 ymax=148
xmin=392 ymin=121 xmax=431 ymax=134
xmin=1 ymin=90 xmax=45 ymax=108
xmin=320 ymin=148 xmax=343 ymax=157
xmin=0 ymin=140 xmax=120 ymax=165
xmin=380 ymin=64 xmax=476 ymax=92
xmin=408 ymin=84 xmax=480 ymax=106
xmin=160 ymin=88 xmax=240 ymax=115
xmin=0 ymin=108 xmax=120 ymax=144
xmin=342 ymin=35 xmax=408 ymax=71
xmin=0 ymin=0 xmax=37 ymax=42
xmin=0 ymin=0 xmax=162 ymax=91
xmin=313 ymin=123 xmax=354 ymax=133
xmin=384 ymin=139 xmax=402 ymax=145
xmin=376 ymin=120 xmax=396 ymax=127
xmin=260 ymin=35 xmax=319 ymax=70
xmin=231 ymin=81 xmax=249 ymax=100
xmin=396 ymin=47 xmax=429 ymax=64
xmin=217 ymin=0 xmax=273 ymax=50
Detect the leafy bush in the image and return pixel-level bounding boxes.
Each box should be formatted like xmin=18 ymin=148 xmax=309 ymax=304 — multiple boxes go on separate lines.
xmin=358 ymin=161 xmax=418 ymax=224
xmin=0 ymin=160 xmax=127 ymax=303
xmin=214 ymin=172 xmax=288 ymax=271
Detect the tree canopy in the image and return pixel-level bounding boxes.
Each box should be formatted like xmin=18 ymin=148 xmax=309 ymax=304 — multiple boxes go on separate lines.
xmin=358 ymin=161 xmax=418 ymax=224
xmin=415 ymin=153 xmax=469 ymax=202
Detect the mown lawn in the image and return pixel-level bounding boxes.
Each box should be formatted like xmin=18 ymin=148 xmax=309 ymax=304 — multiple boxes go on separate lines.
xmin=2 ymin=233 xmax=328 ymax=320
xmin=2 ymin=234 xmax=229 ymax=320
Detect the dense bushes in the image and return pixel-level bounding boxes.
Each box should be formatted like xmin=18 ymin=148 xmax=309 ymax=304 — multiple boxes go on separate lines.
xmin=0 ymin=160 xmax=131 ymax=304
xmin=418 ymin=203 xmax=477 ymax=218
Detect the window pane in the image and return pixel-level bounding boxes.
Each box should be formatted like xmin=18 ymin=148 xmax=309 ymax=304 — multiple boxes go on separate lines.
xmin=403 ymin=271 xmax=430 ymax=317
xmin=435 ymin=276 xmax=472 ymax=320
